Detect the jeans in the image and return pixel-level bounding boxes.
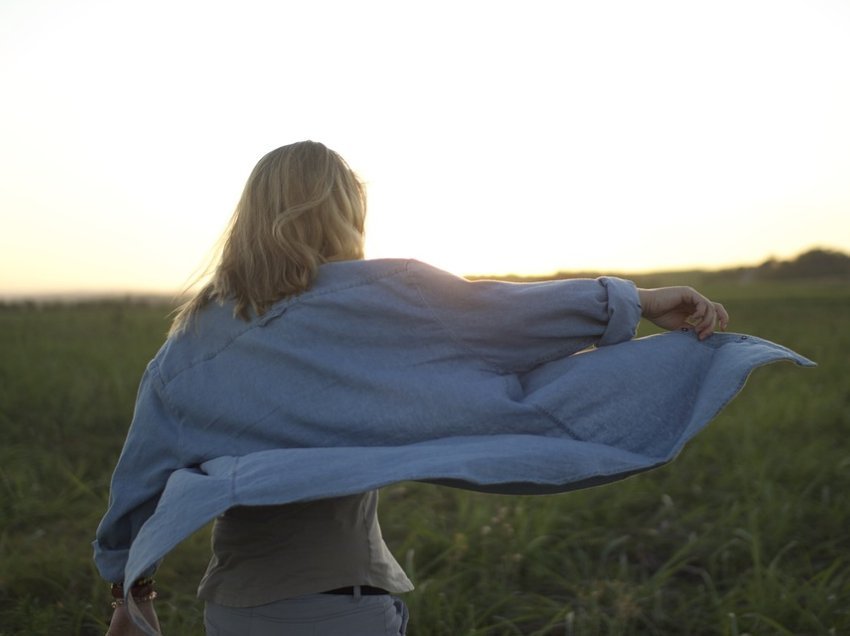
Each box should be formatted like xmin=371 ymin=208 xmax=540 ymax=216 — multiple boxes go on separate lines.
xmin=205 ymin=591 xmax=409 ymax=636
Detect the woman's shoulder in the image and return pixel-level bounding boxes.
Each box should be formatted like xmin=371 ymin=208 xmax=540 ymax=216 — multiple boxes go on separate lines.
xmin=153 ymin=300 xmax=247 ymax=380
xmin=312 ymin=258 xmax=412 ymax=286
xmin=153 ymin=260 xmax=426 ymax=380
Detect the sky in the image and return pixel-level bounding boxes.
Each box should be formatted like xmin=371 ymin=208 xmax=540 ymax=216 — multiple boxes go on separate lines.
xmin=1 ymin=0 xmax=849 ymax=296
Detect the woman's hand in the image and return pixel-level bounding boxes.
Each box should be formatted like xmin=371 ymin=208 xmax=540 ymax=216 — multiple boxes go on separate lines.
xmin=637 ymin=286 xmax=729 ymax=340
xmin=106 ymin=601 xmax=161 ymax=636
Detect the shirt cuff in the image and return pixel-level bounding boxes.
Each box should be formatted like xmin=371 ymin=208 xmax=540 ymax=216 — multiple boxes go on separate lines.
xmin=92 ymin=541 xmax=131 ymax=583
xmin=597 ymin=277 xmax=641 ymax=346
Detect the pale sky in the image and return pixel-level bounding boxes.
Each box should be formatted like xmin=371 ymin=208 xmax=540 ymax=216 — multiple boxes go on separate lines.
xmin=1 ymin=0 xmax=849 ymax=296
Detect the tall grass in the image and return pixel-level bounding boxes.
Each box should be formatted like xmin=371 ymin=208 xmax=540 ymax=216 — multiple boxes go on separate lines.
xmin=0 ymin=282 xmax=847 ymax=635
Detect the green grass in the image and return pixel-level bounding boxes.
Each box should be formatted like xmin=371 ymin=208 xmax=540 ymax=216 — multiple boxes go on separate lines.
xmin=0 ymin=281 xmax=847 ymax=635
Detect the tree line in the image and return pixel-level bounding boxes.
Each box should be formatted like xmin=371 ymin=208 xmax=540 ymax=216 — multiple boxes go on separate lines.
xmin=478 ymin=248 xmax=850 ymax=285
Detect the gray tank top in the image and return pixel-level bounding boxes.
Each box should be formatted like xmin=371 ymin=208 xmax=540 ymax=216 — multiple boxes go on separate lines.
xmin=197 ymin=490 xmax=413 ymax=607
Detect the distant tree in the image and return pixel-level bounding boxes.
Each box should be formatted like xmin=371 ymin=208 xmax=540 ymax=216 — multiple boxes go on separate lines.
xmin=472 ymin=247 xmax=850 ymax=284
xmin=760 ymin=248 xmax=850 ymax=280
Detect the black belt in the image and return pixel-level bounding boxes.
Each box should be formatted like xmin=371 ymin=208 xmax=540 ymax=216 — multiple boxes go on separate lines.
xmin=323 ymin=586 xmax=389 ymax=596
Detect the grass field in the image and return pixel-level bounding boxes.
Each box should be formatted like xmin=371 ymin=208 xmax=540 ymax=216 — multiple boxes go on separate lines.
xmin=0 ymin=281 xmax=847 ymax=635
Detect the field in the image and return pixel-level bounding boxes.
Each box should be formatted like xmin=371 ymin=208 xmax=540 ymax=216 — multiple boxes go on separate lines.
xmin=0 ymin=281 xmax=848 ymax=635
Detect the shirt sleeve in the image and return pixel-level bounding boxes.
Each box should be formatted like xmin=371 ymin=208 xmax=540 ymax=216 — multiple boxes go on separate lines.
xmin=92 ymin=361 xmax=183 ymax=583
xmin=406 ymin=260 xmax=641 ymax=372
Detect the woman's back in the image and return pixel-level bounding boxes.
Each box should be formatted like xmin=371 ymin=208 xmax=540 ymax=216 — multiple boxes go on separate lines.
xmin=149 ymin=258 xmax=642 ymax=465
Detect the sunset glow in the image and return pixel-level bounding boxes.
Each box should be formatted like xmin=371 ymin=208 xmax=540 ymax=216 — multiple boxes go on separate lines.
xmin=1 ymin=0 xmax=848 ymax=296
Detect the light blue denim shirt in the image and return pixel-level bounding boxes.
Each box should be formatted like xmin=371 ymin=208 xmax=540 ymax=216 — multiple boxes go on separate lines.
xmin=92 ymin=259 xmax=812 ymax=631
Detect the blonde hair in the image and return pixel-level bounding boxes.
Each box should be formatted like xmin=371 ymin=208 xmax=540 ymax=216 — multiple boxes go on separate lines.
xmin=170 ymin=141 xmax=366 ymax=335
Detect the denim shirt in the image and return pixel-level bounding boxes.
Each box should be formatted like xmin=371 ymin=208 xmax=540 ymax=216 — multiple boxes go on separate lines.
xmin=92 ymin=259 xmax=813 ymax=631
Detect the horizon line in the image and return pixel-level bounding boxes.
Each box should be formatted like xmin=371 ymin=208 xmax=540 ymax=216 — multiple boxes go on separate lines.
xmin=3 ymin=246 xmax=847 ymax=303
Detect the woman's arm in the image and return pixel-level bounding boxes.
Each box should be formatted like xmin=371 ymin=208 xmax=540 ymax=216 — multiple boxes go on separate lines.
xmin=406 ymin=261 xmax=728 ymax=371
xmin=407 ymin=260 xmax=642 ymax=371
xmin=93 ymin=362 xmax=182 ymax=635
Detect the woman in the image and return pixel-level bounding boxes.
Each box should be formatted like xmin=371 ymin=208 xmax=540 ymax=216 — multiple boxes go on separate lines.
xmin=95 ymin=141 xmax=810 ymax=636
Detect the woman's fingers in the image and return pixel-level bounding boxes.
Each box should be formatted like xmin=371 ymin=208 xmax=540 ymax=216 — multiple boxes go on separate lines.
xmin=715 ymin=302 xmax=730 ymax=330
xmin=690 ymin=299 xmax=729 ymax=339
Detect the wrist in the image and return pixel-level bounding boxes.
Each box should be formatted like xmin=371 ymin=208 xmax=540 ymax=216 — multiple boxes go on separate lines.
xmin=637 ymin=289 xmax=650 ymax=316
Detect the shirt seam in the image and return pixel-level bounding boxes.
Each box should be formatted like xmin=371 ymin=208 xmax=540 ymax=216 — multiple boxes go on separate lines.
xmin=148 ymin=360 xmax=186 ymax=463
xmin=405 ymin=261 xmax=516 ymax=375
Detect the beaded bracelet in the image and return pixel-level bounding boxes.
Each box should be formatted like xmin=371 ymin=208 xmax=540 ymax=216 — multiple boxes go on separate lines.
xmin=109 ymin=577 xmax=157 ymax=609
xmin=111 ymin=590 xmax=157 ymax=609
